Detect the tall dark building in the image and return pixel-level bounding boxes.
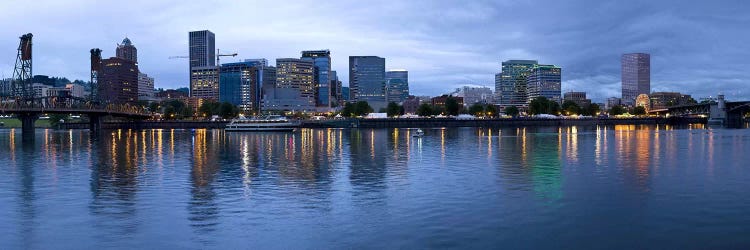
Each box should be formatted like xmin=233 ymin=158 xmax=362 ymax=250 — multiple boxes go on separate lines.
xmin=621 ymin=53 xmax=650 ymax=106
xmin=386 ymin=69 xmax=409 ymax=104
xmin=301 ymin=50 xmax=332 ymax=107
xmin=349 ymin=56 xmax=386 ymax=110
xmin=189 ymin=30 xmax=215 ymax=68
xmin=99 ymin=57 xmax=139 ymax=105
xmin=116 ymin=37 xmax=137 ymax=63
xmin=189 ymin=30 xmax=216 ymax=98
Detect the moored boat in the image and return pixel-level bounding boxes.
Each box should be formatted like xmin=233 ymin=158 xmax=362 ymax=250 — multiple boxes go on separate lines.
xmin=225 ymin=115 xmax=300 ymax=132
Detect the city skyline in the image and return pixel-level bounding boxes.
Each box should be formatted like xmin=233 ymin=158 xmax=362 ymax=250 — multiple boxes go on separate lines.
xmin=0 ymin=1 xmax=748 ymax=102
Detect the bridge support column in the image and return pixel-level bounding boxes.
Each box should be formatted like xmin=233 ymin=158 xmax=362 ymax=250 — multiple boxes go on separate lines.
xmin=18 ymin=112 xmax=38 ymax=140
xmin=89 ymin=115 xmax=102 ymax=134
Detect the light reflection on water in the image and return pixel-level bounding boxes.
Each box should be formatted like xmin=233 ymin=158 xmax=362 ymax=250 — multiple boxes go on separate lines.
xmin=0 ymin=126 xmax=749 ymax=248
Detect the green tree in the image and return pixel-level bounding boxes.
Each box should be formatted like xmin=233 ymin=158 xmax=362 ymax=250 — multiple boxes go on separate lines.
xmin=609 ymin=105 xmax=626 ymax=116
xmin=485 ymin=104 xmax=498 ymax=117
xmin=199 ymin=101 xmax=221 ymax=118
xmin=417 ymin=103 xmax=433 ymax=117
xmin=562 ymin=100 xmax=581 ymax=115
xmin=218 ymin=102 xmax=239 ymax=119
xmin=386 ymin=102 xmax=402 ymax=117
xmin=632 ymin=106 xmax=646 ymax=116
xmin=160 ymin=99 xmax=192 ymax=120
xmin=529 ymin=97 xmax=560 ymax=115
xmin=468 ymin=103 xmax=485 ymax=116
xmin=445 ymin=97 xmax=460 ymax=116
xmin=341 ymin=102 xmax=355 ymax=117
xmin=582 ymin=103 xmax=600 ymax=116
xmin=504 ymin=106 xmax=519 ymax=117
xmin=353 ymin=101 xmax=373 ymax=116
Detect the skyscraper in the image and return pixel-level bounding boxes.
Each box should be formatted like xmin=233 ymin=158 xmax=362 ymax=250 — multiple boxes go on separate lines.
xmin=386 ymin=69 xmax=409 ymax=104
xmin=495 ymin=60 xmax=537 ymax=108
xmin=99 ymin=57 xmax=139 ymax=105
xmin=621 ymin=53 xmax=650 ymax=106
xmin=116 ymin=37 xmax=137 ymax=63
xmin=189 ymin=30 xmax=216 ymax=98
xmin=349 ymin=56 xmax=386 ymax=110
xmin=526 ymin=64 xmax=562 ymax=103
xmin=219 ymin=62 xmax=258 ymax=113
xmin=301 ymin=50 xmax=332 ymax=107
xmin=189 ymin=30 xmax=215 ymax=68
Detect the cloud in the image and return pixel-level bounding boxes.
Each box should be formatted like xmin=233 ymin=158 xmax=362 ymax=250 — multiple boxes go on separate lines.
xmin=0 ymin=0 xmax=748 ymax=102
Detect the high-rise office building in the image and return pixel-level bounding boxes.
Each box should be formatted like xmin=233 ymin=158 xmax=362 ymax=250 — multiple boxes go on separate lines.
xmin=189 ymin=30 xmax=215 ymax=68
xmin=219 ymin=62 xmax=258 ymax=113
xmin=349 ymin=56 xmax=386 ymax=110
xmin=189 ymin=30 xmax=216 ymax=97
xmin=301 ymin=50 xmax=332 ymax=107
xmin=526 ymin=64 xmax=562 ymax=103
xmin=385 ymin=69 xmax=409 ymax=104
xmin=116 ymin=37 xmax=137 ymax=63
xmin=190 ymin=66 xmax=219 ymax=101
xmin=137 ymin=72 xmax=155 ymax=101
xmin=263 ymin=58 xmax=315 ymax=111
xmin=495 ymin=60 xmax=538 ymax=108
xmin=99 ymin=57 xmax=139 ymax=105
xmin=621 ymin=53 xmax=650 ymax=106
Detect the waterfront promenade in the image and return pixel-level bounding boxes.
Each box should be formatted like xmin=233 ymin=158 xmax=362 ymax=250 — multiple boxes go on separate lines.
xmin=44 ymin=117 xmax=711 ymax=130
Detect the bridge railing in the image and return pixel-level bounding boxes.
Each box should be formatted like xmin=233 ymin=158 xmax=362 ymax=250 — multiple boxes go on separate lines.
xmin=0 ymin=96 xmax=149 ymax=116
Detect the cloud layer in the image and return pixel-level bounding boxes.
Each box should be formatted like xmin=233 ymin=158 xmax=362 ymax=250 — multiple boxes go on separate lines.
xmin=1 ymin=0 xmax=748 ymax=102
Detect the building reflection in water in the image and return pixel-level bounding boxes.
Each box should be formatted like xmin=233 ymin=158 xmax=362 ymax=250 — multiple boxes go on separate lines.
xmin=495 ymin=126 xmax=563 ymax=199
xmin=188 ymin=129 xmax=223 ymax=239
xmin=347 ymin=129 xmax=391 ymax=206
xmin=88 ymin=129 xmax=140 ymax=239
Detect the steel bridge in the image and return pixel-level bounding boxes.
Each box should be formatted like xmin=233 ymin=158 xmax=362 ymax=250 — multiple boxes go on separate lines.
xmin=649 ymin=98 xmax=750 ymax=127
xmin=3 ymin=33 xmax=150 ymax=139
xmin=0 ymin=96 xmax=150 ymax=137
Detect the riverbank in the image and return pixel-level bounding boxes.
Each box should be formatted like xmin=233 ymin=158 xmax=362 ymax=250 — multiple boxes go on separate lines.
xmin=50 ymin=117 xmax=708 ymax=130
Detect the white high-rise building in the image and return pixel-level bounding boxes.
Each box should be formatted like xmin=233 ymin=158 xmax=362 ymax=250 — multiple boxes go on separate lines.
xmin=138 ymin=72 xmax=155 ymax=101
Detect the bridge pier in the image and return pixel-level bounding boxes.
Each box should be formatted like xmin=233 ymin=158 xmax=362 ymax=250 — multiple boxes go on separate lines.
xmin=89 ymin=115 xmax=102 ymax=134
xmin=18 ymin=112 xmax=39 ymax=140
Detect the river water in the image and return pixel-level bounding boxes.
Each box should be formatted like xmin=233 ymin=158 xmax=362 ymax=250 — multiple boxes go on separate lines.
xmin=1 ymin=125 xmax=749 ymax=249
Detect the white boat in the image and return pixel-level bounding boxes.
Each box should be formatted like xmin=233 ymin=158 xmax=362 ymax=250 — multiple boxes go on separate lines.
xmin=412 ymin=129 xmax=424 ymax=137
xmin=225 ymin=115 xmax=300 ymax=132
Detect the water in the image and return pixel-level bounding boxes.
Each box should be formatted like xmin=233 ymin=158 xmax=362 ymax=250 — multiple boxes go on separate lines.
xmin=1 ymin=125 xmax=749 ymax=249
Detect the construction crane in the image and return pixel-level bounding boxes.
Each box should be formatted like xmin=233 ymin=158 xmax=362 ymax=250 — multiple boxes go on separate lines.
xmin=216 ymin=49 xmax=238 ymax=66
xmin=168 ymin=56 xmax=189 ymax=59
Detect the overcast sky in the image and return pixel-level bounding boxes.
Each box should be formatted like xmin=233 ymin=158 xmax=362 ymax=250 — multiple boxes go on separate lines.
xmin=1 ymin=0 xmax=748 ymax=102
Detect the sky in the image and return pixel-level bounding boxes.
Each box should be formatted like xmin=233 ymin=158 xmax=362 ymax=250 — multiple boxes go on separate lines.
xmin=0 ymin=0 xmax=749 ymax=102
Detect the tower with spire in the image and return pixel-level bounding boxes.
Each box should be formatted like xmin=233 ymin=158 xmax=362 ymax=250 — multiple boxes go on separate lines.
xmin=116 ymin=37 xmax=137 ymax=63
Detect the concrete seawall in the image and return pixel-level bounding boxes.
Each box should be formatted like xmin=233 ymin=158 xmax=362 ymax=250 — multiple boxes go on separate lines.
xmin=308 ymin=117 xmax=706 ymax=128
xmin=58 ymin=117 xmax=705 ymax=130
